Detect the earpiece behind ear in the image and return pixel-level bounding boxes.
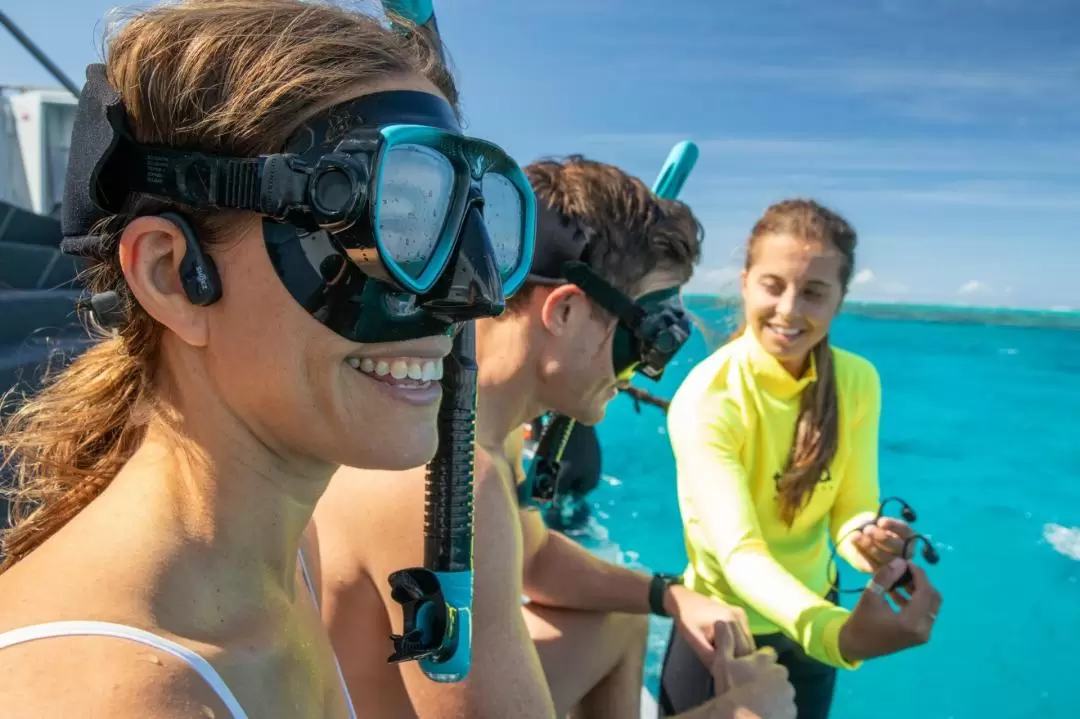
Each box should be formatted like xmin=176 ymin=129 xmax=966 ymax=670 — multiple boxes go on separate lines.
xmin=159 ymin=211 xmax=222 ymax=306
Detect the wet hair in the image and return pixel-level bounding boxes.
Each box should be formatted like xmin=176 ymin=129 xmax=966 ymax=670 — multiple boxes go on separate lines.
xmin=734 ymin=198 xmax=857 ymax=526
xmin=0 ymin=0 xmax=459 ymax=570
xmin=508 ymin=154 xmax=703 ymax=312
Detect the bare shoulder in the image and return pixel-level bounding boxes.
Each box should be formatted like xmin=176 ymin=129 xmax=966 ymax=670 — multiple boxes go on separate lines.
xmin=0 ymin=631 xmax=234 ymax=718
xmin=315 ymin=464 xmax=428 ymax=542
xmin=474 ymin=442 xmax=512 ymax=489
xmin=312 ymin=464 xmax=430 ymax=598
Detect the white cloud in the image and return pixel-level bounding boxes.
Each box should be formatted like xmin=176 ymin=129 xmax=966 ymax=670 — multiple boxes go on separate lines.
xmin=847 ymin=268 xmax=911 ymax=300
xmin=852 ymin=268 xmax=875 ymax=285
xmin=958 ymin=280 xmax=988 ymax=295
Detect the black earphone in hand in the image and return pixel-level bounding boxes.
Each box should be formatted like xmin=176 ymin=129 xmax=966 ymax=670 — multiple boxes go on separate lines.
xmin=829 ymin=496 xmax=940 ymax=596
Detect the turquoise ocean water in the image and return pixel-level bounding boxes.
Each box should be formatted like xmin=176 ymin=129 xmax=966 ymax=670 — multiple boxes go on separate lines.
xmin=570 ymin=298 xmax=1080 ymax=719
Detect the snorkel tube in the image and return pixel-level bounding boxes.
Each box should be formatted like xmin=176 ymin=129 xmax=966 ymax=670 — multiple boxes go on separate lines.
xmin=386 ymin=323 xmax=477 ymax=681
xmin=522 ymin=140 xmax=700 ymax=510
xmin=651 ymin=140 xmax=699 ymax=198
xmin=382 ymin=0 xmax=474 ymax=683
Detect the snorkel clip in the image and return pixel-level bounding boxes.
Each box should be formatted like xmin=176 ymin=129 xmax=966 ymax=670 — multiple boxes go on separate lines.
xmin=518 ymin=414 xmax=577 ymax=510
xmin=387 ymin=567 xmax=460 ymax=671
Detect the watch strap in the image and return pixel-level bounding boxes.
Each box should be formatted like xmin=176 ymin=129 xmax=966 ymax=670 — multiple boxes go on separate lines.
xmin=649 ymin=573 xmax=682 ymax=617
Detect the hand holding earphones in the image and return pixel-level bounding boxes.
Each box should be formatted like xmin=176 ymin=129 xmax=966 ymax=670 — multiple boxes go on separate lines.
xmin=838 ymin=558 xmax=943 ymax=663
xmin=829 ymin=496 xmax=941 ymax=595
xmin=851 ymin=516 xmax=913 ymax=571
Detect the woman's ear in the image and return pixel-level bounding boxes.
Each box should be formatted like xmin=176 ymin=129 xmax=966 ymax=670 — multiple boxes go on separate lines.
xmin=539 ymin=284 xmax=588 ymax=337
xmin=118 ymin=215 xmax=210 ymax=348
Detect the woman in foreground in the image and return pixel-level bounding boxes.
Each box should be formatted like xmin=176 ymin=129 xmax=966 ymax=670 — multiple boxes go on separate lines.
xmin=0 ymin=1 xmax=525 ymax=716
xmin=660 ymin=199 xmax=943 ymax=719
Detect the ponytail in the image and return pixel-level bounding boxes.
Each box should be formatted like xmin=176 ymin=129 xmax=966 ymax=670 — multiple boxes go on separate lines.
xmin=0 ymin=333 xmax=156 ymax=570
xmin=738 ymin=198 xmax=855 ymax=526
xmin=775 ymin=338 xmax=839 ymax=526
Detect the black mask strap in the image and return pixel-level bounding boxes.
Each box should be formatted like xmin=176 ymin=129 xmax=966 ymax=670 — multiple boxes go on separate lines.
xmin=562 ymin=260 xmax=644 ymax=332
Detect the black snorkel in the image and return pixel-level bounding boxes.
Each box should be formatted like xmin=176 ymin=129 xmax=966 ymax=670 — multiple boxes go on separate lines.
xmin=380 ymin=0 xmax=479 ymax=683
xmin=386 ymin=322 xmax=480 ymax=681
xmin=521 ymin=141 xmax=699 ymax=511
xmin=518 ymin=413 xmax=577 ymax=508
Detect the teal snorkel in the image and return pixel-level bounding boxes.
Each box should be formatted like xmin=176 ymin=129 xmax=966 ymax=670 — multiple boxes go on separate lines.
xmin=651 ymin=140 xmax=700 ymax=198
xmin=520 ymin=141 xmax=699 ymax=510
xmin=382 ymin=0 xmax=475 ymax=683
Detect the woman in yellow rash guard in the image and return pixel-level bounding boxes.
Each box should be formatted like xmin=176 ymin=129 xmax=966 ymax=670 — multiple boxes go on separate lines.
xmin=658 ymin=199 xmax=942 ymax=719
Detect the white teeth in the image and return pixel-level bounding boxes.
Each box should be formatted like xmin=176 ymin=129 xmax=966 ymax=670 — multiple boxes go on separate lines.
xmin=351 ymin=356 xmax=445 ymax=383
xmin=770 ymin=325 xmax=801 ymax=337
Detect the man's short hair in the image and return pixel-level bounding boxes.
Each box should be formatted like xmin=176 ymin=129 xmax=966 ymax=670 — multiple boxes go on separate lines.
xmin=507 ymin=154 xmax=703 ymax=313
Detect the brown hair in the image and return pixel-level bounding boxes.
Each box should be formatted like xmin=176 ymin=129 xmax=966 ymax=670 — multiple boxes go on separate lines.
xmin=735 ymin=199 xmax=857 ymax=526
xmin=0 ymin=0 xmax=459 ymax=570
xmin=508 ymin=155 xmax=703 ymax=312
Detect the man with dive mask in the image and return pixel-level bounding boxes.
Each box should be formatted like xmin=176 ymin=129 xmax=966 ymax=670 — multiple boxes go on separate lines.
xmin=314 ymin=156 xmax=790 ymax=718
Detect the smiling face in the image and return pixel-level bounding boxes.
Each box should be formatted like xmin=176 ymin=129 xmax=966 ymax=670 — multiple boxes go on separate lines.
xmin=202 ymin=212 xmax=455 ymax=472
xmin=740 ymin=232 xmax=847 ymax=376
xmin=120 ymin=79 xmax=464 ymax=475
xmin=537 ymin=267 xmax=685 ymax=425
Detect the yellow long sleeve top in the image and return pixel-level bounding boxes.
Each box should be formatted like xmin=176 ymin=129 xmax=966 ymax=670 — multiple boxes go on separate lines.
xmin=667 ymin=331 xmax=882 ymax=669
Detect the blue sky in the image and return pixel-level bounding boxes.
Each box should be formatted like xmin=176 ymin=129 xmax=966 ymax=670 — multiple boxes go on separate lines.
xmin=3 ymin=0 xmax=1078 ymax=308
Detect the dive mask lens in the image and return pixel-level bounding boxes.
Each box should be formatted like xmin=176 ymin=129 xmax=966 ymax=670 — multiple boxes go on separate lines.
xmin=611 ymin=287 xmax=689 ymax=381
xmin=363 ymin=125 xmax=535 ymax=297
xmin=376 ymin=143 xmax=456 ymax=281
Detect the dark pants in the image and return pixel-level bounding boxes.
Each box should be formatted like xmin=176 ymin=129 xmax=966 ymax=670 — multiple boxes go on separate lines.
xmin=658 ymin=622 xmax=837 ymax=719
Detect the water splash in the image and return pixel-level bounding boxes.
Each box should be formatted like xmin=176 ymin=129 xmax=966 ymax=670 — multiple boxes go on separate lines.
xmin=1043 ymin=523 xmax=1080 ymax=561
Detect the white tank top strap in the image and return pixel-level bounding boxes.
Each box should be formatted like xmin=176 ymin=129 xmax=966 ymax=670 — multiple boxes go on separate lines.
xmin=0 ymin=620 xmax=248 ymax=718
xmin=297 ymin=548 xmax=358 ymax=719
xmin=0 ymin=551 xmax=355 ymax=719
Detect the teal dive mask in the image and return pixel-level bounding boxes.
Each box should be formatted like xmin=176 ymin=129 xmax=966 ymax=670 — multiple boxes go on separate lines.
xmin=59 ymin=68 xmax=536 ymax=344
xmin=562 ymin=262 xmax=691 ymax=382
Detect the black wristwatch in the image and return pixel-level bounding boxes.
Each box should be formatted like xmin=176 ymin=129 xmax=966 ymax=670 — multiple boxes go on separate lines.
xmin=649 ymin=573 xmax=683 ymax=617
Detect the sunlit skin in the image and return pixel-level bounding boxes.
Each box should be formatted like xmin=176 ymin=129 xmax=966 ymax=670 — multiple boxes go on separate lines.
xmin=531 ymin=267 xmax=686 ymax=427
xmin=739 ymin=232 xmax=912 ymax=579
xmin=310 ymin=266 xmax=766 ymax=719
xmin=0 ymin=77 xmax=456 ymax=719
xmin=740 ymin=232 xmax=845 ymax=379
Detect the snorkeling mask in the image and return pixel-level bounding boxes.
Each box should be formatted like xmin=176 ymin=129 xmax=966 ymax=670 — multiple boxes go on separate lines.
xmin=60 ymin=65 xmax=535 ymax=343
xmin=563 ymin=262 xmax=691 ymax=382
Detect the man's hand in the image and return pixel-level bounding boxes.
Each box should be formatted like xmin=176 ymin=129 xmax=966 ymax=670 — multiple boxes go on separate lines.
xmin=709 ymin=622 xmax=796 ymax=719
xmin=851 ymin=516 xmax=913 ymax=572
xmin=665 ymin=584 xmax=755 ymax=662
